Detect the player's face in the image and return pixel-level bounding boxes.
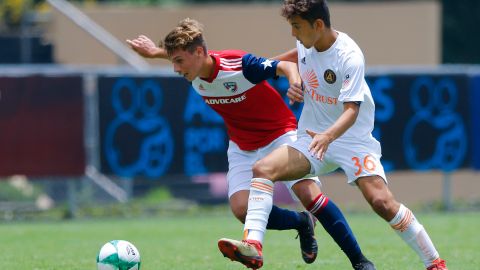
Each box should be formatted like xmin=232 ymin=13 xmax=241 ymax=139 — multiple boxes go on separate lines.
xmin=170 ymin=47 xmax=205 ymax=81
xmin=288 ymin=16 xmax=320 ymax=49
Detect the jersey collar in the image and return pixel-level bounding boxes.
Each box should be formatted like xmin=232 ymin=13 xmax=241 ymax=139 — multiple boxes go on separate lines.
xmin=200 ymin=52 xmax=220 ymax=83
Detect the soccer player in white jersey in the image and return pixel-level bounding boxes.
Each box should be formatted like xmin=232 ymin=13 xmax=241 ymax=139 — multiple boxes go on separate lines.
xmin=220 ymin=1 xmax=447 ymax=270
xmin=128 ymin=18 xmax=375 ymax=269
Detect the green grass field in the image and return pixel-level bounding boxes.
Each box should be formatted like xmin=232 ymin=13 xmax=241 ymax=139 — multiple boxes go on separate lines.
xmin=0 ymin=211 xmax=477 ymax=269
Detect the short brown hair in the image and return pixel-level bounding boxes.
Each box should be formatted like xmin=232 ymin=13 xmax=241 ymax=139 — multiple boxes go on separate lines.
xmin=163 ymin=18 xmax=207 ymax=56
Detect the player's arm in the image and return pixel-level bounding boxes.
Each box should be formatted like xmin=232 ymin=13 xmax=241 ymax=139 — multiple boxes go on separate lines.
xmin=242 ymin=53 xmax=302 ymax=104
xmin=276 ymin=61 xmax=303 ymax=104
xmin=307 ymin=102 xmax=359 ymax=160
xmin=276 ymin=61 xmax=300 ymax=84
xmin=271 ymin=48 xmax=298 ymax=63
xmin=325 ymin=102 xmax=360 ymax=140
xmin=308 ymin=101 xmax=359 ymax=141
xmin=241 ymin=53 xmax=279 ymax=83
xmin=126 ymin=35 xmax=168 ymax=59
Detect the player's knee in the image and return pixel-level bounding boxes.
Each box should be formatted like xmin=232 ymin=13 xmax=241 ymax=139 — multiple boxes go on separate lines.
xmin=370 ymin=196 xmax=388 ymax=212
xmin=369 ymin=195 xmax=397 ymax=219
xmin=292 ymin=180 xmax=320 ymax=208
xmin=252 ymin=159 xmax=277 ymax=180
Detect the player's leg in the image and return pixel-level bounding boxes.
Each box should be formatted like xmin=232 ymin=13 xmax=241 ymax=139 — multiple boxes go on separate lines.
xmin=357 ymin=176 xmax=447 ymax=270
xmin=269 ymin=179 xmax=318 ymax=264
xmin=220 ymin=141 xmax=315 ymax=268
xmin=286 ymin=133 xmax=375 ymax=269
xmin=226 ymin=140 xmax=313 ymax=232
xmin=222 ymin=193 xmax=308 ymax=268
xmin=219 ymin=145 xmax=309 ymax=269
xmin=229 ymin=190 xmax=312 ymax=232
xmin=245 ymin=145 xmax=310 ymax=240
xmin=291 ymin=179 xmax=375 ymax=269
xmin=334 ymin=137 xmax=446 ymax=269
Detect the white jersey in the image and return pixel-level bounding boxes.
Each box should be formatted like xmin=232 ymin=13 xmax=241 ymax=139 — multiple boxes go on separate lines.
xmin=296 ymin=31 xmax=375 ymax=142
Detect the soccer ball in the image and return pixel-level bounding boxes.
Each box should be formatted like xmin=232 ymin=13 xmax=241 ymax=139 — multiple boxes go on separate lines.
xmin=97 ymin=240 xmax=141 ymax=270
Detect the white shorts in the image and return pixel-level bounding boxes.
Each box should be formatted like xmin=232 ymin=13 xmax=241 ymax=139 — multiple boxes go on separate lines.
xmin=289 ymin=134 xmax=387 ymax=185
xmin=227 ymin=130 xmax=321 ymax=199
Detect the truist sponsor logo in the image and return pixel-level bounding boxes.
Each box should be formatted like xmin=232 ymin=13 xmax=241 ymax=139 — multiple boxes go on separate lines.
xmin=204 ymin=94 xmax=246 ymax=105
xmin=305 ymin=88 xmax=338 ymax=105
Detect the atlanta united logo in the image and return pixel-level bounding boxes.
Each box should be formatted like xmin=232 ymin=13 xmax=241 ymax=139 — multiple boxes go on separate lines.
xmin=223 ymin=82 xmax=238 ymax=92
xmin=324 ymin=69 xmax=336 ymax=84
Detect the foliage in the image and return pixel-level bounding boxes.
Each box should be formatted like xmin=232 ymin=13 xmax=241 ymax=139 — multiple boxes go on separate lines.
xmin=0 ymin=0 xmax=32 ymax=28
xmin=0 ymin=180 xmax=41 ymax=202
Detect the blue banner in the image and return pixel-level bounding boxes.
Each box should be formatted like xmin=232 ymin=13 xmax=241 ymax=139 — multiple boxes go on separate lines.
xmin=98 ymin=74 xmax=473 ymax=179
xmin=368 ymin=74 xmax=471 ymax=172
xmin=98 ymin=76 xmax=228 ymax=178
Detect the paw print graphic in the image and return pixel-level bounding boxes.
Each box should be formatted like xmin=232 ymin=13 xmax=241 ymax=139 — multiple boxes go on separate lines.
xmin=403 ymin=77 xmax=467 ymax=171
xmin=105 ymin=78 xmax=173 ymax=177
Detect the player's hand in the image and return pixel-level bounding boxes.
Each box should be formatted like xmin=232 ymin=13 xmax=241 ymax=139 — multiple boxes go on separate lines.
xmin=287 ymin=82 xmax=304 ymax=105
xmin=306 ymin=129 xmax=333 ymax=161
xmin=126 ymin=35 xmax=163 ymax=58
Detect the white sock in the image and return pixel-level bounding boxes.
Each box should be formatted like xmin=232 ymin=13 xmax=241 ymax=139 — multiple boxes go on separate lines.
xmin=243 ymin=178 xmax=274 ymax=243
xmin=389 ymin=204 xmax=440 ymax=267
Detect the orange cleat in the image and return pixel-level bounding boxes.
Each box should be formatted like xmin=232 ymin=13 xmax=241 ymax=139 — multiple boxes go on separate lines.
xmin=218 ymin=238 xmax=263 ymax=269
xmin=426 ymin=258 xmax=448 ymax=270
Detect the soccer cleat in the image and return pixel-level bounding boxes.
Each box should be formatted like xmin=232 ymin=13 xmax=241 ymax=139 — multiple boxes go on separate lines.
xmin=218 ymin=238 xmax=263 ymax=269
xmin=353 ymin=260 xmax=376 ymax=270
xmin=426 ymin=258 xmax=448 ymax=270
xmin=296 ymin=211 xmax=318 ymax=263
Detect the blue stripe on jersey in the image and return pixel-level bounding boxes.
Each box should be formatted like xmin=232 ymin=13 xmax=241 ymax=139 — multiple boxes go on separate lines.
xmin=241 ymin=53 xmax=279 ymax=84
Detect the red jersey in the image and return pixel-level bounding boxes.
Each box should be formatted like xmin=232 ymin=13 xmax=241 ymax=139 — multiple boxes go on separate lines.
xmin=191 ymin=50 xmax=297 ymax=150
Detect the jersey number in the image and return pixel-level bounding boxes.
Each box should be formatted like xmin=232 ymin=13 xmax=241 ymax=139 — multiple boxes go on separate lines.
xmin=352 ymin=155 xmax=376 ymax=176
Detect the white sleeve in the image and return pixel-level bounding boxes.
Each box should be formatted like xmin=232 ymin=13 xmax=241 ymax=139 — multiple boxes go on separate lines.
xmin=338 ymin=53 xmax=366 ymax=103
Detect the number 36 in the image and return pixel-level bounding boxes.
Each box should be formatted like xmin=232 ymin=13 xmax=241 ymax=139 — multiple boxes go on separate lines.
xmin=351 ymin=155 xmax=376 ymax=176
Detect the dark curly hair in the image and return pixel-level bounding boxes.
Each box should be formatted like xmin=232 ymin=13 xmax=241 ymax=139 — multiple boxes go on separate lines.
xmin=281 ymin=0 xmax=331 ymax=27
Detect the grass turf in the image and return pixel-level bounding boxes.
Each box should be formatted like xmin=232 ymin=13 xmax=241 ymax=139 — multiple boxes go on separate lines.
xmin=0 ymin=211 xmax=477 ymax=269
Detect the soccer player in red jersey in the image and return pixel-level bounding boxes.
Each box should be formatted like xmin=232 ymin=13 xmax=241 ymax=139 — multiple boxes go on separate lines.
xmin=128 ymin=18 xmax=374 ymax=269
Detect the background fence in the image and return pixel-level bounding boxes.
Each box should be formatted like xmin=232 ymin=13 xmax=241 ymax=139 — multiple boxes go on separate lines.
xmin=0 ymin=65 xmax=479 ymax=219
xmin=0 ymin=0 xmax=479 ymax=220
